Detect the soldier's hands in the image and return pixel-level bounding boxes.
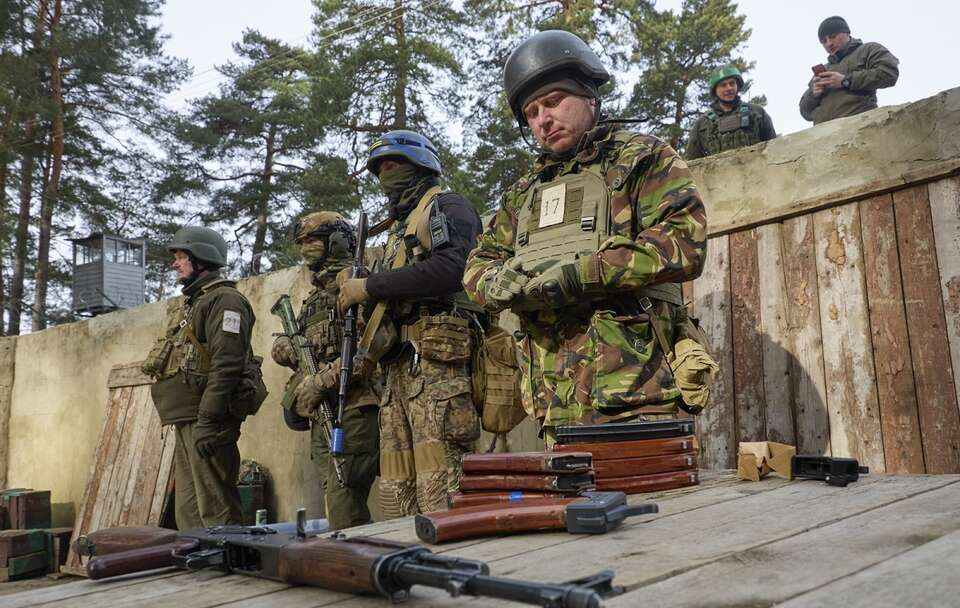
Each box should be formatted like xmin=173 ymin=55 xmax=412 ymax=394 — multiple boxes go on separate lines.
xmin=338 ymin=278 xmax=369 ymax=316
xmin=523 ymin=261 xmax=582 ymax=308
xmin=815 ymin=71 xmax=845 ymax=91
xmin=193 ymin=417 xmax=221 ymax=459
xmin=294 ymin=370 xmax=333 ymax=418
xmin=271 ymin=336 xmax=299 ymax=370
xmin=483 ymin=257 xmax=530 ymax=310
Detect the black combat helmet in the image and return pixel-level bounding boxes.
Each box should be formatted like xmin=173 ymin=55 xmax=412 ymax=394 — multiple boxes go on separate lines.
xmin=503 ymin=30 xmax=610 ymax=127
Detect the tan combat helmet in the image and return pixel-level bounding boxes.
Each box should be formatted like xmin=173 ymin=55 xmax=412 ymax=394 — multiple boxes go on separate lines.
xmin=293 ymin=211 xmax=357 ymax=260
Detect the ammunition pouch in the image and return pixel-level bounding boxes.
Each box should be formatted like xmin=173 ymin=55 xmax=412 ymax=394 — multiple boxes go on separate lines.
xmin=141 ymin=338 xmax=174 ymax=379
xmin=472 ymin=324 xmax=526 ymax=434
xmin=403 ymin=314 xmax=472 ymax=363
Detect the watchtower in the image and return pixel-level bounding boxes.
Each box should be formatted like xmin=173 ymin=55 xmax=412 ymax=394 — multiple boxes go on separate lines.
xmin=71 ymin=234 xmax=146 ymax=315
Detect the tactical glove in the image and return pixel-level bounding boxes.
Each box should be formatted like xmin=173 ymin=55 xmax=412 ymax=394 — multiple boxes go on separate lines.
xmin=481 ymin=258 xmax=530 ymax=311
xmin=338 ymin=278 xmax=369 ymax=316
xmin=293 ymin=365 xmax=338 ymax=418
xmin=271 ymin=336 xmax=299 ymax=370
xmin=194 ymin=417 xmax=221 ymax=459
xmin=523 ymin=261 xmax=582 ymax=308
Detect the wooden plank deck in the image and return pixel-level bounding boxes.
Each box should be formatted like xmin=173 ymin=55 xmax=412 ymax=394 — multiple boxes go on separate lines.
xmin=3 ymin=473 xmax=958 ymax=607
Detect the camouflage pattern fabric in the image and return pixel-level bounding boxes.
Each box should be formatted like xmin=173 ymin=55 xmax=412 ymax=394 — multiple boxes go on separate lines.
xmin=378 ymin=351 xmax=480 ymax=517
xmin=464 ymin=127 xmax=708 ymax=431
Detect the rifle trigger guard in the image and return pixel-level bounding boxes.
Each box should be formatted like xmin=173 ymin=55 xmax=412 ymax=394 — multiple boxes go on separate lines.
xmin=171 ymin=547 xmax=226 ymax=571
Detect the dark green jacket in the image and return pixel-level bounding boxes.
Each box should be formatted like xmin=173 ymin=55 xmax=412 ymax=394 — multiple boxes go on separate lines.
xmin=685 ymin=98 xmax=776 ymax=160
xmin=800 ymin=38 xmax=900 ymax=125
xmin=150 ymin=271 xmax=256 ymax=425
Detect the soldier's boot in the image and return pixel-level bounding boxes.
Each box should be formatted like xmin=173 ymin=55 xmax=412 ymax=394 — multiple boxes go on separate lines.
xmin=379 ymin=478 xmax=418 ymax=519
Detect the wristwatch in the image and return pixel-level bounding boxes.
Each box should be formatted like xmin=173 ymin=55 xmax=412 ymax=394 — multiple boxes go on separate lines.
xmin=841 ymin=76 xmax=852 ymax=90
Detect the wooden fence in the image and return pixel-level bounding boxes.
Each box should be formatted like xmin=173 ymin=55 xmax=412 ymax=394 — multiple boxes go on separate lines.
xmin=689 ymin=176 xmax=960 ymax=474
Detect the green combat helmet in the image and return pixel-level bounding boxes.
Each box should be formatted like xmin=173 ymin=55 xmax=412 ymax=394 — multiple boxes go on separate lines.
xmin=708 ymin=66 xmax=744 ymax=97
xmin=293 ymin=211 xmax=357 ymax=261
xmin=167 ymin=225 xmax=228 ymax=268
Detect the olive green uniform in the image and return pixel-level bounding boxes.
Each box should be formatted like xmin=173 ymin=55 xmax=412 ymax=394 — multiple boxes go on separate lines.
xmin=280 ymin=264 xmax=380 ymax=529
xmin=685 ymin=98 xmax=776 ymax=160
xmin=144 ymin=271 xmax=254 ymax=529
xmin=799 ymin=38 xmax=899 ymax=124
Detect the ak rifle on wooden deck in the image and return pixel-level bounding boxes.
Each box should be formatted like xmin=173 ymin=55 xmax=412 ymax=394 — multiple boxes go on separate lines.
xmin=85 ymin=510 xmax=622 ymax=608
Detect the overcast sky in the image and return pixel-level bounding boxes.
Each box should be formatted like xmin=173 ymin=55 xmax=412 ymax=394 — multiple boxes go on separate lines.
xmin=161 ymin=0 xmax=960 ymax=138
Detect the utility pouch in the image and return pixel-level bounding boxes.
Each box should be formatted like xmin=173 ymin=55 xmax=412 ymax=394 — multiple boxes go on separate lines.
xmin=229 ymin=355 xmax=269 ymax=419
xmin=416 ymin=315 xmax=472 ymax=363
xmin=717 ymin=113 xmax=742 ymax=133
xmin=141 ymin=339 xmax=174 ymax=379
xmin=472 ymin=325 xmax=526 ymax=434
xmin=669 ymin=307 xmax=719 ymax=414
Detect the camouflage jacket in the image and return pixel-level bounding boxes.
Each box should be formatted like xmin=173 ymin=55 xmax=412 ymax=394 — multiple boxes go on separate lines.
xmin=463 ymin=127 xmax=708 ymax=428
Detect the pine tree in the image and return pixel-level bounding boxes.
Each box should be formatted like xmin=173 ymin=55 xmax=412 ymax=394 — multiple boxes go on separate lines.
xmin=622 ymin=0 xmax=754 ymax=150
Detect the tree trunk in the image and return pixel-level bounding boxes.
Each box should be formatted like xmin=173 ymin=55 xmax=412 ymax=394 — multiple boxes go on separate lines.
xmin=0 ymin=159 xmax=8 ymax=335
xmin=32 ymin=0 xmax=63 ymax=331
xmin=392 ymin=0 xmax=408 ymax=128
xmin=251 ymin=123 xmax=276 ymax=275
xmin=7 ymin=0 xmax=50 ymax=335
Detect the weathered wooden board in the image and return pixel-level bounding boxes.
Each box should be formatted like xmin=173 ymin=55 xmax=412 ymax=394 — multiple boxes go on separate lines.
xmin=776 ymin=529 xmax=960 ymax=608
xmin=729 ymin=229 xmax=766 ymax=443
xmin=859 ymin=193 xmax=925 ymax=473
xmin=690 ymin=235 xmax=736 ymax=469
xmin=895 ymin=184 xmax=960 ymax=473
xmin=612 ymin=479 xmax=960 ymax=606
xmin=780 ymin=214 xmax=831 ymax=455
xmin=812 ymin=203 xmax=885 ymax=471
xmin=756 ymin=222 xmax=796 ymax=445
xmin=62 ymin=366 xmax=173 ymax=575
xmin=929 ymin=176 xmax=960 ymax=437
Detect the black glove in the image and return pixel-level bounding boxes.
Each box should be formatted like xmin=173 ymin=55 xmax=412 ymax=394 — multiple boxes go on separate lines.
xmin=193 ymin=417 xmax=221 ymax=459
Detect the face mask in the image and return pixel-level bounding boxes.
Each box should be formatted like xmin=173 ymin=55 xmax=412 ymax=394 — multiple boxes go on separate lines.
xmin=300 ymin=240 xmax=327 ymax=268
xmin=377 ymin=163 xmax=420 ymax=197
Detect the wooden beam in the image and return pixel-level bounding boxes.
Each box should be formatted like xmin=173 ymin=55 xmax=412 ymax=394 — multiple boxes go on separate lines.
xmin=730 ymin=229 xmax=766 ymax=443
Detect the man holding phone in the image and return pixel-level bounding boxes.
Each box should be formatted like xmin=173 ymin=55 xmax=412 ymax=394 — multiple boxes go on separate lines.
xmin=799 ymin=16 xmax=899 ymax=125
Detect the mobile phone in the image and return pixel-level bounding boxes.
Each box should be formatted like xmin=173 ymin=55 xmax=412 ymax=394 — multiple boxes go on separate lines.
xmin=812 ymin=64 xmax=827 ymax=76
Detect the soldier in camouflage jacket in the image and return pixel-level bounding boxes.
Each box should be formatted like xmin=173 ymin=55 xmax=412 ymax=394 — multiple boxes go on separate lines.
xmin=463 ymin=31 xmax=709 ymax=444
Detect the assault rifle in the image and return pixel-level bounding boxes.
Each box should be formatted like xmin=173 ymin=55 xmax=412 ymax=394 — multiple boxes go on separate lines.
xmin=416 ymin=490 xmax=658 ymax=544
xmin=271 ymin=295 xmax=345 ymax=486
xmin=332 ymin=212 xmax=367 ymax=457
xmin=86 ymin=510 xmax=621 ymax=608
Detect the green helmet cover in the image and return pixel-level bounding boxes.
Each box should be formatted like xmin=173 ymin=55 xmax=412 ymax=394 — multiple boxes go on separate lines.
xmin=708 ymin=66 xmax=744 ymax=96
xmin=167 ymin=225 xmax=228 ymax=267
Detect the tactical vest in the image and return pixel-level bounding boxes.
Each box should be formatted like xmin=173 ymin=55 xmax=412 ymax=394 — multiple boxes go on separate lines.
xmin=156 ymin=278 xmax=237 ymax=379
xmin=702 ymin=104 xmax=762 ymax=156
xmin=380 ymin=192 xmax=482 ymax=324
xmin=297 ymin=281 xmax=342 ymax=363
xmin=513 ymin=131 xmax=683 ymax=307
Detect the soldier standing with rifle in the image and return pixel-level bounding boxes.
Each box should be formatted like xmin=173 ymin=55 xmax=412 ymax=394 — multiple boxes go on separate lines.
xmin=141 ymin=226 xmax=264 ymax=528
xmin=336 ymin=130 xmax=484 ymax=517
xmin=463 ymin=31 xmax=714 ymax=446
xmin=271 ymin=212 xmax=384 ymax=530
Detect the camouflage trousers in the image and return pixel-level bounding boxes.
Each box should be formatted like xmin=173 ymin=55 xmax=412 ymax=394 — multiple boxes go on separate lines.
xmin=378 ymin=349 xmax=480 ymax=517
xmin=173 ymin=420 xmax=243 ymax=529
xmin=311 ymin=405 xmax=379 ymax=530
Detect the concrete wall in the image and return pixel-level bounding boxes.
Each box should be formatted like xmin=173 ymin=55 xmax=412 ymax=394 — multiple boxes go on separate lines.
xmin=3 ymin=87 xmax=959 ymax=524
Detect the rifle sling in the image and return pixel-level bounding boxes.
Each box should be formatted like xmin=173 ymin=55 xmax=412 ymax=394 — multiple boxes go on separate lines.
xmin=358 ymin=185 xmax=441 ymax=355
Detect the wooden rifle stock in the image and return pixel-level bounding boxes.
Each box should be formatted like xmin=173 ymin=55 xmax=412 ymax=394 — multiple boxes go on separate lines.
xmin=87 ymin=538 xmax=199 ymax=580
xmin=74 ymin=526 xmax=178 ymax=558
